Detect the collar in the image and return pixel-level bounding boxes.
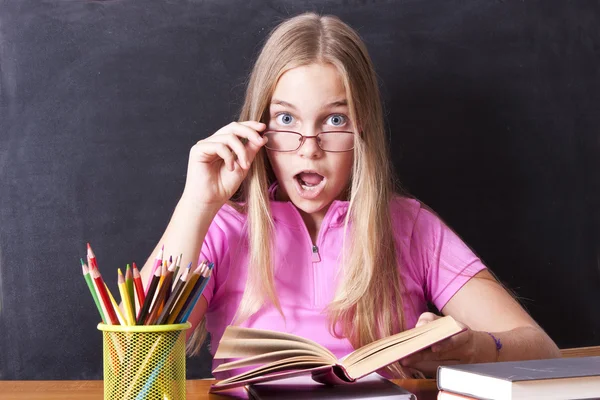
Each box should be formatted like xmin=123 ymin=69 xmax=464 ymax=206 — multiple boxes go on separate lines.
xmin=268 ymin=182 xmax=349 ymax=228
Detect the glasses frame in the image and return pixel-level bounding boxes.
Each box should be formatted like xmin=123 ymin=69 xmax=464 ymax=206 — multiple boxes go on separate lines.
xmin=261 ymin=129 xmax=356 ymax=153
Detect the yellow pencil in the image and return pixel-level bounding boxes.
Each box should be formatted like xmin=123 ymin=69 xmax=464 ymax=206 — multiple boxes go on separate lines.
xmin=117 ymin=269 xmax=135 ymax=326
xmin=104 ymin=282 xmax=126 ymax=326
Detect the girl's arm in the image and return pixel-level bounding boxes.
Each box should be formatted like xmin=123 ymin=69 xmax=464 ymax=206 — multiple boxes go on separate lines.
xmin=401 ymin=269 xmax=561 ymax=375
xmin=137 ymin=121 xmax=267 ymax=333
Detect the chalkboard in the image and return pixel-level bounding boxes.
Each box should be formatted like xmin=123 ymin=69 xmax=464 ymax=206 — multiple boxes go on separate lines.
xmin=0 ymin=0 xmax=598 ymax=380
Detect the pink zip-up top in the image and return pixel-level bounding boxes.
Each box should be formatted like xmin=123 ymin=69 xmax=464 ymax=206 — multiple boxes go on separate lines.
xmin=198 ymin=185 xmax=486 ymax=378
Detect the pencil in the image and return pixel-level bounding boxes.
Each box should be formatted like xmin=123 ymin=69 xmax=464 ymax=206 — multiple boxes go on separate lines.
xmin=132 ymin=262 xmax=145 ymax=316
xmin=172 ymin=254 xmax=182 ymax=286
xmin=137 ymin=267 xmax=160 ymax=325
xmin=118 ymin=269 xmax=135 ymax=326
xmin=179 ymin=263 xmax=213 ymax=323
xmin=105 ymin=282 xmax=126 ymax=326
xmin=176 ymin=262 xmax=212 ymax=323
xmin=145 ymin=245 xmax=164 ymax=295
xmin=81 ymin=259 xmax=105 ymax=323
xmin=155 ymin=262 xmax=192 ymax=325
xmin=91 ymin=267 xmax=119 ymax=325
xmin=87 ymin=242 xmax=99 ymax=270
xmin=144 ymin=263 xmax=175 ymax=325
xmin=125 ymin=264 xmax=135 ymax=320
xmin=166 ymin=263 xmax=203 ymax=324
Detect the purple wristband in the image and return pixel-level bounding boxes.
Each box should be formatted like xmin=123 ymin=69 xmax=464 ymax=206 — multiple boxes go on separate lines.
xmin=486 ymin=332 xmax=502 ymax=361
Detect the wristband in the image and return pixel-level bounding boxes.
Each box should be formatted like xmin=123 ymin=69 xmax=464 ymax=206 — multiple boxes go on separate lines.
xmin=486 ymin=332 xmax=502 ymax=361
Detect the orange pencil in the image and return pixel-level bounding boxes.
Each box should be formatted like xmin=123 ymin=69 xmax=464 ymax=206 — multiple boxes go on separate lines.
xmin=132 ymin=263 xmax=145 ymax=316
xmin=91 ymin=268 xmax=119 ymax=325
xmin=145 ymin=263 xmax=175 ymax=325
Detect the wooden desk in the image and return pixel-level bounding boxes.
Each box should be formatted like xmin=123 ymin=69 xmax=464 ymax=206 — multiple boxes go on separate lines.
xmin=0 ymin=379 xmax=438 ymax=399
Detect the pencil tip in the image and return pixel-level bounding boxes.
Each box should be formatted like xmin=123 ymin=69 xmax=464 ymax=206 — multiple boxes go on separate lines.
xmin=80 ymin=258 xmax=85 ymax=266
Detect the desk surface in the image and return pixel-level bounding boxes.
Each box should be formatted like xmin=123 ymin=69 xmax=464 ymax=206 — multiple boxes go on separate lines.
xmin=0 ymin=379 xmax=438 ymax=400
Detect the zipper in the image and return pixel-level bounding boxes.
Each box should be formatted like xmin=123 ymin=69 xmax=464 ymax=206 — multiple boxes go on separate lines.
xmin=288 ymin=203 xmax=340 ymax=306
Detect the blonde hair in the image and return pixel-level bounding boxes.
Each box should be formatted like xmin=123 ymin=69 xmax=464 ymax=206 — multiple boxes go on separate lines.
xmin=188 ymin=12 xmax=407 ymax=377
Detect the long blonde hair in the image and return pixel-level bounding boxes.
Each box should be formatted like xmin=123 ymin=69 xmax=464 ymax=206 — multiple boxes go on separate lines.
xmin=189 ymin=12 xmax=407 ymax=377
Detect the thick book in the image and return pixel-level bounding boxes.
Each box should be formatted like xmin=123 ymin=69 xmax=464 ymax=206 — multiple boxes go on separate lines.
xmin=437 ymin=356 xmax=600 ymax=400
xmin=209 ymin=315 xmax=464 ymax=392
xmin=247 ymin=373 xmax=416 ymax=399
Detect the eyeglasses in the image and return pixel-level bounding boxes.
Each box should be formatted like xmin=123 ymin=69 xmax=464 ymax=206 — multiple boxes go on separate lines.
xmin=262 ymin=130 xmax=355 ymax=152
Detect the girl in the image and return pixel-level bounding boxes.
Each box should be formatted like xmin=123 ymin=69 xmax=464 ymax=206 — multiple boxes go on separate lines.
xmin=139 ymin=12 xmax=560 ymax=378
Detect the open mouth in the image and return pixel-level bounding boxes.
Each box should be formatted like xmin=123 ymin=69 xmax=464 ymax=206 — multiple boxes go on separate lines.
xmin=293 ymin=171 xmax=326 ymax=199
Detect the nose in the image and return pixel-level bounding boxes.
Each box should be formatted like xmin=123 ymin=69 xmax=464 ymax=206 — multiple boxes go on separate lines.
xmin=297 ymin=130 xmax=323 ymax=159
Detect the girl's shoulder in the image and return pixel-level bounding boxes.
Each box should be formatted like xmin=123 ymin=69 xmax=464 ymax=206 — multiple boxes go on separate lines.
xmin=389 ymin=195 xmax=446 ymax=243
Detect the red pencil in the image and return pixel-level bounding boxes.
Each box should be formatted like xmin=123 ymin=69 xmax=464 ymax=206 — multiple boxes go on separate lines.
xmin=91 ymin=268 xmax=119 ymax=325
xmin=132 ymin=262 xmax=145 ymax=317
xmin=87 ymin=242 xmax=98 ymax=271
xmin=145 ymin=245 xmax=164 ymax=295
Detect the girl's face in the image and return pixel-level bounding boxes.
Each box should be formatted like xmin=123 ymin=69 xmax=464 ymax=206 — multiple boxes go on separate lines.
xmin=266 ymin=63 xmax=355 ymax=219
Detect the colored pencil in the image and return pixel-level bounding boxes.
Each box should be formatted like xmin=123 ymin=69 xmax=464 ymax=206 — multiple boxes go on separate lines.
xmin=172 ymin=254 xmax=182 ymax=286
xmin=179 ymin=265 xmax=212 ymax=323
xmin=176 ymin=262 xmax=211 ymax=323
xmin=81 ymin=259 xmax=105 ymax=323
xmin=87 ymin=242 xmax=99 ymax=270
xmin=166 ymin=263 xmax=203 ymax=324
xmin=155 ymin=262 xmax=192 ymax=325
xmin=132 ymin=262 xmax=145 ymax=316
xmin=125 ymin=264 xmax=135 ymax=319
xmin=91 ymin=267 xmax=119 ymax=325
xmin=145 ymin=245 xmax=164 ymax=295
xmin=137 ymin=267 xmax=160 ymax=325
xmin=118 ymin=269 xmax=135 ymax=326
xmin=105 ymin=282 xmax=126 ymax=326
xmin=144 ymin=263 xmax=175 ymax=325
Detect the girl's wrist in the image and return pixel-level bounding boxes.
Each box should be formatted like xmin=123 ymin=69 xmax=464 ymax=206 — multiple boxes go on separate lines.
xmin=177 ymin=194 xmax=221 ymax=220
xmin=474 ymin=330 xmax=502 ymax=363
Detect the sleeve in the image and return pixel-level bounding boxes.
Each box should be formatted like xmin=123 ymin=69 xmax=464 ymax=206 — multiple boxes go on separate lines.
xmin=410 ymin=206 xmax=487 ymax=311
xmin=197 ymin=214 xmax=230 ymax=307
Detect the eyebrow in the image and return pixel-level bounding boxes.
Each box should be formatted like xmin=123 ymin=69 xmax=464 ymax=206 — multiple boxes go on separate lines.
xmin=270 ymin=99 xmax=348 ymax=110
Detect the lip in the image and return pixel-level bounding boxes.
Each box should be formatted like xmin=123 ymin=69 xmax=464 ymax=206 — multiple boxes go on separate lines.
xmin=293 ymin=170 xmax=326 ymax=200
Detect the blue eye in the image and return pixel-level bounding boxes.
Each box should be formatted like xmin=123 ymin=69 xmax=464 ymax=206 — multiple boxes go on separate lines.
xmin=326 ymin=114 xmax=347 ymax=127
xmin=276 ymin=113 xmax=294 ymax=125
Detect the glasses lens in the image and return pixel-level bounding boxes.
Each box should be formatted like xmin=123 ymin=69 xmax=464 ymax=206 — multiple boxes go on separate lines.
xmin=318 ymin=132 xmax=355 ymax=152
xmin=264 ymin=131 xmax=303 ymax=151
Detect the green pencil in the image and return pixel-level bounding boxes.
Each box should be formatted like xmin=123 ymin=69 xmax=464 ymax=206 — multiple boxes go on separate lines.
xmin=81 ymin=258 xmax=105 ymax=323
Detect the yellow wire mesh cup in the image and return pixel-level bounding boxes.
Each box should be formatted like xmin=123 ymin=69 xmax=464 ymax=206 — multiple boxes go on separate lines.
xmin=98 ymin=322 xmax=191 ymax=400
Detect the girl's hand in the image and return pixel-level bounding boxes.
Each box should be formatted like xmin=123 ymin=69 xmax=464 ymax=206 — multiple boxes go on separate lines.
xmin=182 ymin=121 xmax=268 ymax=208
xmin=400 ymin=312 xmax=486 ymax=377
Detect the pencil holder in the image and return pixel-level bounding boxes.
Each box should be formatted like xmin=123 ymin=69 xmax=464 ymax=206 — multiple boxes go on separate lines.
xmin=98 ymin=322 xmax=191 ymax=400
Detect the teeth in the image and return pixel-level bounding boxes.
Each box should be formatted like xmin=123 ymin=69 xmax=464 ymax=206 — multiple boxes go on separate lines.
xmin=301 ymin=184 xmax=317 ymax=191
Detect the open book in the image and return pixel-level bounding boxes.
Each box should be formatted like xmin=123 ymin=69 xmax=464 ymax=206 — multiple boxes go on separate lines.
xmin=210 ymin=315 xmax=464 ymax=392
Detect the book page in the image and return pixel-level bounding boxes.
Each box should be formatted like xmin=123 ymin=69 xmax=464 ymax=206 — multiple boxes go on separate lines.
xmin=215 ymin=338 xmax=336 ymax=360
xmin=216 ymin=326 xmax=336 ymax=360
xmin=214 ymin=349 xmax=333 ymax=373
xmin=344 ymin=317 xmax=464 ymax=379
xmin=343 ymin=316 xmax=459 ymax=366
xmin=216 ymin=357 xmax=330 ymax=386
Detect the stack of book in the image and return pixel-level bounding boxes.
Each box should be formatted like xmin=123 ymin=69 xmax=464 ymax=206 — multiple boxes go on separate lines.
xmin=437 ymin=356 xmax=600 ymax=400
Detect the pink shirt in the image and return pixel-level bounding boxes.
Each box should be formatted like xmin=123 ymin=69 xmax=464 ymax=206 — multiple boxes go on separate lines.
xmin=199 ymin=191 xmax=486 ymax=378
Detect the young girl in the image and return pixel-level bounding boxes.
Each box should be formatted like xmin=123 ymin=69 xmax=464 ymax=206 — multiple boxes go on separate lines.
xmin=139 ymin=12 xmax=560 ymax=378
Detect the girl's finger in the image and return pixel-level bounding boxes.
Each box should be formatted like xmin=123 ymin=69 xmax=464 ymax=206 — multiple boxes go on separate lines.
xmin=415 ymin=312 xmax=439 ymax=328
xmin=206 ymin=134 xmax=251 ymax=169
xmin=217 ymin=121 xmax=267 ymax=147
xmin=197 ymin=142 xmax=237 ymax=171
